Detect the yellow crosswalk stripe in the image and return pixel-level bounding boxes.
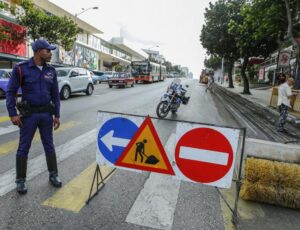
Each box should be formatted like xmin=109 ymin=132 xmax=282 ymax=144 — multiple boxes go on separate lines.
xmin=0 ymin=116 xmax=10 ymax=123
xmin=42 ymin=162 xmax=115 ymax=213
xmin=0 ymin=121 xmax=79 ymax=157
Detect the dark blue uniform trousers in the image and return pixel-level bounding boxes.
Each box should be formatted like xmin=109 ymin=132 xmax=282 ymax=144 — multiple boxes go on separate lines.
xmin=278 ymin=104 xmax=289 ymax=131
xmin=17 ymin=112 xmax=55 ymax=158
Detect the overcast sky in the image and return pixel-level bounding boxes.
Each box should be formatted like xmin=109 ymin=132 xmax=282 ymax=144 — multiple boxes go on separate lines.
xmin=50 ymin=0 xmax=214 ymax=78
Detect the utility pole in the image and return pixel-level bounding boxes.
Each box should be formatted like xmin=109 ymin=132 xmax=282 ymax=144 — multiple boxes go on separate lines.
xmin=73 ymin=6 xmax=99 ymax=66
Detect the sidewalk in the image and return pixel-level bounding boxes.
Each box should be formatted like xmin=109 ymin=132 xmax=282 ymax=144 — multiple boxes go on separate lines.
xmin=217 ymin=82 xmax=300 ymax=123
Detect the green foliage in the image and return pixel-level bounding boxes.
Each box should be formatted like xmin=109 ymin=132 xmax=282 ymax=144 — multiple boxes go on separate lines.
xmin=228 ymin=0 xmax=288 ymax=58
xmin=114 ymin=64 xmax=123 ymax=72
xmin=204 ymin=55 xmax=222 ymax=70
xmin=17 ymin=0 xmax=78 ymax=51
xmin=173 ymin=65 xmax=181 ymax=73
xmin=163 ymin=60 xmax=179 ymax=73
xmin=200 ymin=0 xmax=245 ymax=88
xmin=200 ymin=0 xmax=242 ymax=61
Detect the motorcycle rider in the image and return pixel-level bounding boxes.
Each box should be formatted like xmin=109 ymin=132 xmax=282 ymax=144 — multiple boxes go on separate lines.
xmin=167 ymin=79 xmax=189 ymax=104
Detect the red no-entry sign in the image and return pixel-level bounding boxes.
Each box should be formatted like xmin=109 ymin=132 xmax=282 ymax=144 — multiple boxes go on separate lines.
xmin=175 ymin=127 xmax=234 ymax=184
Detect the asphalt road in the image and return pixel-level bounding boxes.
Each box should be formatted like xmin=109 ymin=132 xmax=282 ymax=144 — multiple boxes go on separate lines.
xmin=0 ymin=78 xmax=299 ymax=230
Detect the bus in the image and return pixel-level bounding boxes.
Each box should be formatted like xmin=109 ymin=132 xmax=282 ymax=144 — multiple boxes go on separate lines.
xmin=131 ymin=60 xmax=166 ymax=83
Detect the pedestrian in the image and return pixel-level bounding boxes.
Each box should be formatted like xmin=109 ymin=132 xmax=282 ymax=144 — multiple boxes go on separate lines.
xmin=277 ymin=73 xmax=286 ymax=85
xmin=277 ymin=77 xmax=295 ymax=133
xmin=6 ymin=38 xmax=62 ymax=194
xmin=205 ymin=75 xmax=215 ymax=92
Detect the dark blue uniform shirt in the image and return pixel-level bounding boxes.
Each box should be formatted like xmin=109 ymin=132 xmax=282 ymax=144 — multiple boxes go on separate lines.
xmin=6 ymin=58 xmax=60 ymax=118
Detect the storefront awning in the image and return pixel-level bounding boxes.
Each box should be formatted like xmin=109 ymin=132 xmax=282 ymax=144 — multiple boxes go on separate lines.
xmin=0 ymin=52 xmax=28 ymax=62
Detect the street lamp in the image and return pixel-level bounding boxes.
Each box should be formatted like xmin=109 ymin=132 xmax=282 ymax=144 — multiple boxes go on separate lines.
xmin=148 ymin=45 xmax=159 ymax=50
xmin=73 ymin=6 xmax=99 ymax=66
xmin=75 ymin=6 xmax=99 ymax=20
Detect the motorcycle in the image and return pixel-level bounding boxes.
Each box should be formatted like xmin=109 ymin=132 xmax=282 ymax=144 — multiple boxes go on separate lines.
xmin=156 ymin=83 xmax=190 ymax=118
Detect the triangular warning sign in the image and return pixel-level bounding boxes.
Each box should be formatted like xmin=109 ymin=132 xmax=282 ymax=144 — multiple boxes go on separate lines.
xmin=115 ymin=116 xmax=175 ymax=175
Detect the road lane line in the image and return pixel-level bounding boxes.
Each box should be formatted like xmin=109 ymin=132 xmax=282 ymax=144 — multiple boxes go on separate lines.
xmin=125 ymin=133 xmax=180 ymax=230
xmin=0 ymin=121 xmax=79 ymax=157
xmin=0 ymin=125 xmax=19 ymax=136
xmin=179 ymin=146 xmax=229 ymax=165
xmin=0 ymin=128 xmax=96 ymax=197
xmin=0 ymin=116 xmax=10 ymax=123
xmin=42 ymin=162 xmax=115 ymax=213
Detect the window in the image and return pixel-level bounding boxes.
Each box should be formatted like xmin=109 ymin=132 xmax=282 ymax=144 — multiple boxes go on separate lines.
xmin=56 ymin=69 xmax=70 ymax=77
xmin=88 ymin=35 xmax=101 ymax=50
xmin=0 ymin=70 xmax=10 ymax=79
xmin=70 ymin=69 xmax=79 ymax=77
xmin=77 ymin=31 xmax=88 ymax=44
xmin=78 ymin=68 xmax=87 ymax=75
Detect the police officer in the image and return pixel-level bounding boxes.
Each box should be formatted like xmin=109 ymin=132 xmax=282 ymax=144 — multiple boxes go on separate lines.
xmin=6 ymin=38 xmax=62 ymax=194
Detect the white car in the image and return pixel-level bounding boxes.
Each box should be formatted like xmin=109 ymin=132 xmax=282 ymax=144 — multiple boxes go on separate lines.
xmin=56 ymin=67 xmax=94 ymax=100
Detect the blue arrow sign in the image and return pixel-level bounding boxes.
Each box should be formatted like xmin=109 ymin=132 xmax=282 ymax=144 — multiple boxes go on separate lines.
xmin=97 ymin=117 xmax=138 ymax=164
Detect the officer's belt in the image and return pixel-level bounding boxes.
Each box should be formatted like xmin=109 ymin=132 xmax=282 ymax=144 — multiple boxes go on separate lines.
xmin=30 ymin=104 xmax=52 ymax=113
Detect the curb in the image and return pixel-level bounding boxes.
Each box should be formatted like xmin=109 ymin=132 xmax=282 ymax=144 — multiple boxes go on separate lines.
xmin=218 ymin=84 xmax=300 ymax=125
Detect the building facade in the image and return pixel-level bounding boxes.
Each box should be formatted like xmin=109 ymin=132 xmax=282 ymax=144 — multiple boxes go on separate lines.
xmin=0 ymin=0 xmax=148 ymax=71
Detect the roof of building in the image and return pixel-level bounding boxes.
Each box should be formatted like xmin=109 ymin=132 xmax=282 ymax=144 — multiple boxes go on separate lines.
xmin=32 ymin=0 xmax=103 ymax=34
xmin=110 ymin=37 xmax=148 ymax=60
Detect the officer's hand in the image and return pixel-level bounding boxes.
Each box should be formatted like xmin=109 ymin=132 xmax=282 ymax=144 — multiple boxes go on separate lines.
xmin=10 ymin=115 xmax=22 ymax=127
xmin=53 ymin=117 xmax=60 ymax=130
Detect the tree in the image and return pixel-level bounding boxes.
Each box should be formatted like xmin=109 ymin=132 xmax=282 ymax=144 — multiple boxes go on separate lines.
xmin=200 ymin=0 xmax=243 ymax=88
xmin=284 ymin=0 xmax=300 ymax=88
xmin=163 ymin=60 xmax=173 ymax=73
xmin=228 ymin=1 xmax=280 ymax=94
xmin=204 ymin=55 xmax=222 ymax=70
xmin=16 ymin=0 xmax=78 ymax=51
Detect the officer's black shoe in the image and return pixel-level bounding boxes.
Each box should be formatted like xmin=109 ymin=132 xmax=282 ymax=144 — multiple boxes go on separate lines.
xmin=16 ymin=156 xmax=28 ymax=195
xmin=16 ymin=179 xmax=27 ymax=194
xmin=49 ymin=172 xmax=62 ymax=188
xmin=46 ymin=154 xmax=62 ymax=187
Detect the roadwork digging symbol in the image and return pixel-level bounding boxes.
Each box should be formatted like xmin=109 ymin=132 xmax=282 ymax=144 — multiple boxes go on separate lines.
xmin=135 ymin=139 xmax=159 ymax=165
xmin=116 ymin=116 xmax=174 ymax=175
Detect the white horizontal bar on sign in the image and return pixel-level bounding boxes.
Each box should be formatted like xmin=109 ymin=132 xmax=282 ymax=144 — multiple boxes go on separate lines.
xmin=179 ymin=146 xmax=229 ymax=166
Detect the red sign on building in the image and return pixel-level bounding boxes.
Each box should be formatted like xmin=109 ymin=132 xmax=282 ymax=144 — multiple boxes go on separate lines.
xmin=0 ymin=18 xmax=26 ymax=57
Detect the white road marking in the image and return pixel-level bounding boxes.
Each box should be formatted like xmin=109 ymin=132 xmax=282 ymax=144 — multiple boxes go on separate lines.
xmin=179 ymin=146 xmax=229 ymax=166
xmin=125 ymin=133 xmax=180 ymax=230
xmin=0 ymin=125 xmax=19 ymax=136
xmin=0 ymin=129 xmax=96 ymax=197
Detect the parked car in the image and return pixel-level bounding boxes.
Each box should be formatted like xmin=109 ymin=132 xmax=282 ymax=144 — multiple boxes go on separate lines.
xmin=56 ymin=67 xmax=94 ymax=100
xmin=102 ymin=71 xmax=117 ymax=80
xmin=91 ymin=70 xmax=105 ymax=84
xmin=108 ymin=72 xmax=135 ymax=88
xmin=0 ymin=69 xmax=12 ymax=97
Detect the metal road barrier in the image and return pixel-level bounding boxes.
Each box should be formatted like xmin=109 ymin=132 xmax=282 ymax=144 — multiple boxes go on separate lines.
xmin=269 ymin=87 xmax=300 ymax=113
